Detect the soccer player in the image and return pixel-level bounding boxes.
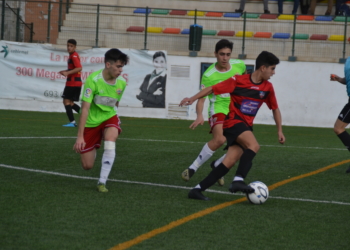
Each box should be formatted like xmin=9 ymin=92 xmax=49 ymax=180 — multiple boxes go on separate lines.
xmin=181 ymin=39 xmax=246 ymax=186
xmin=180 ymin=51 xmax=285 ymax=201
xmin=73 ymin=48 xmax=128 ymax=192
xmin=330 ymin=61 xmax=350 ymax=173
xmin=59 ymin=39 xmax=83 ymax=127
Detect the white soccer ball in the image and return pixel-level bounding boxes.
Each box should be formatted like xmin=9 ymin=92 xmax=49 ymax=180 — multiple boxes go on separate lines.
xmin=246 ymin=181 xmax=269 ymax=205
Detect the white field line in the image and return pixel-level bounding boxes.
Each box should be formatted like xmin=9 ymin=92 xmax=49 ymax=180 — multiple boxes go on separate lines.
xmin=1 ymin=163 xmax=350 ymax=206
xmin=0 ymin=136 xmax=346 ymax=151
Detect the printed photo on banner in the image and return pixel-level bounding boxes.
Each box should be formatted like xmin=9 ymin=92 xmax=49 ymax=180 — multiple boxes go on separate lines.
xmin=136 ymin=51 xmax=167 ymax=108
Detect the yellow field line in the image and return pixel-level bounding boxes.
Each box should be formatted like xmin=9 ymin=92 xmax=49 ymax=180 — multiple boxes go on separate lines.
xmin=109 ymin=159 xmax=350 ymax=250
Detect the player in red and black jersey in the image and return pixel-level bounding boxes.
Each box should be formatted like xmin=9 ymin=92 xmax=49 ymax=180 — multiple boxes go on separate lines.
xmin=59 ymin=39 xmax=83 ymax=127
xmin=180 ymin=51 xmax=286 ymax=201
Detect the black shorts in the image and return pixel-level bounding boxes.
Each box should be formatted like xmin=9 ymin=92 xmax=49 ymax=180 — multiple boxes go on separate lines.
xmin=223 ymin=122 xmax=252 ymax=150
xmin=62 ymin=86 xmax=81 ymax=101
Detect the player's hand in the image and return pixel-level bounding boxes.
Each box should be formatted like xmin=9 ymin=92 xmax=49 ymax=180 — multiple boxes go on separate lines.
xmin=330 ymin=74 xmax=339 ymax=81
xmin=179 ymin=97 xmax=193 ymax=106
xmin=189 ymin=116 xmax=204 ymax=129
xmin=278 ymin=131 xmax=285 ymax=144
xmin=73 ymin=137 xmax=86 ymax=153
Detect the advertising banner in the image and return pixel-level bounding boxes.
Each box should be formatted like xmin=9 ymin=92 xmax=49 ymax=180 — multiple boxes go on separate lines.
xmin=0 ymin=41 xmax=167 ymax=109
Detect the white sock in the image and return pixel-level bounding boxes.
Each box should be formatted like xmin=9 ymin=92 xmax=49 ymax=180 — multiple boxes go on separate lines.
xmin=71 ymin=120 xmax=76 ymax=124
xmin=98 ymin=141 xmax=116 ymax=184
xmin=233 ymin=176 xmax=244 ymax=182
xmin=214 ymin=154 xmax=226 ymax=167
xmin=195 ymin=184 xmax=201 ymax=189
xmin=189 ymin=143 xmax=215 ymax=172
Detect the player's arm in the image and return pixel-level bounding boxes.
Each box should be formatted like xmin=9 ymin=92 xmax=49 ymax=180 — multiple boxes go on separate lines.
xmin=189 ymin=98 xmax=206 ymax=129
xmin=179 ymin=86 xmax=213 ymax=106
xmin=73 ymin=101 xmax=90 ymax=153
xmin=330 ymin=74 xmax=346 ymax=85
xmin=272 ymin=108 xmax=285 ymax=144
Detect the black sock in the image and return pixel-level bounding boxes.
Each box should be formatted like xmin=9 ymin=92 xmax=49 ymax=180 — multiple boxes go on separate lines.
xmin=337 ymin=131 xmax=350 ymax=151
xmin=235 ymin=149 xmax=256 ymax=179
xmin=72 ymin=104 xmax=80 ymax=113
xmin=64 ymin=105 xmax=75 ymax=122
xmin=199 ymin=163 xmax=229 ymax=191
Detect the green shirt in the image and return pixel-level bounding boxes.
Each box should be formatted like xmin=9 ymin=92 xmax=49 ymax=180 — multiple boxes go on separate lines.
xmin=201 ymin=59 xmax=246 ymax=116
xmin=82 ymin=69 xmax=127 ymax=127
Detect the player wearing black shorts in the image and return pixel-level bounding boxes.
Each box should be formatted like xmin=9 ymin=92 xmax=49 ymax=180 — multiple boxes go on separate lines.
xmin=59 ymin=39 xmax=83 ymax=127
xmin=330 ymin=60 xmax=350 ymax=173
xmin=180 ymin=51 xmax=286 ymax=201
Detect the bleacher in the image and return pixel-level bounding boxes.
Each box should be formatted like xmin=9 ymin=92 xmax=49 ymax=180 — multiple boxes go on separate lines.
xmin=56 ymin=0 xmax=349 ymax=62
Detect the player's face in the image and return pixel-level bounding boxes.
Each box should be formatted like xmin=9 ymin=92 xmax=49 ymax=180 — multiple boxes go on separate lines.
xmin=106 ymin=60 xmax=124 ymax=79
xmin=262 ymin=65 xmax=276 ymax=80
xmin=215 ymin=47 xmax=232 ymax=69
xmin=67 ymin=43 xmax=76 ymax=54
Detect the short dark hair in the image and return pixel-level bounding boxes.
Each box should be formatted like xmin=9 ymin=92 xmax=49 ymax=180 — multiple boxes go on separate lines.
xmin=67 ymin=39 xmax=77 ymax=46
xmin=153 ymin=51 xmax=166 ymax=62
xmin=215 ymin=39 xmax=233 ymax=53
xmin=104 ymin=48 xmax=128 ymax=65
xmin=255 ymin=51 xmax=280 ymax=70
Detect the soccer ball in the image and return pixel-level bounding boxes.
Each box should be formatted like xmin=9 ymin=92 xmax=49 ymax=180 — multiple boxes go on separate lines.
xmin=246 ymin=181 xmax=269 ymax=205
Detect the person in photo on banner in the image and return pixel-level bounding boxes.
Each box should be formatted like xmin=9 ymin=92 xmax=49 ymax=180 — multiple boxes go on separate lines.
xmin=181 ymin=39 xmax=246 ymax=186
xmin=179 ymin=51 xmax=285 ymax=201
xmin=136 ymin=51 xmax=167 ymax=108
xmin=59 ymin=39 xmax=83 ymax=127
xmin=73 ymin=48 xmax=128 ymax=193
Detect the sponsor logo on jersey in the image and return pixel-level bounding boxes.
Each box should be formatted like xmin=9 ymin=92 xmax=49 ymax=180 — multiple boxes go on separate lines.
xmin=259 ymin=91 xmax=265 ymax=98
xmin=250 ymin=86 xmax=259 ymax=89
xmin=84 ymin=88 xmax=92 ymax=98
xmin=240 ymin=99 xmax=260 ymax=115
xmin=117 ymin=88 xmax=122 ymax=95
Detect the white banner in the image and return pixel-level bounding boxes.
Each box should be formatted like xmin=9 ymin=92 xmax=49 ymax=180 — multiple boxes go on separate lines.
xmin=0 ymin=41 xmax=167 ymax=108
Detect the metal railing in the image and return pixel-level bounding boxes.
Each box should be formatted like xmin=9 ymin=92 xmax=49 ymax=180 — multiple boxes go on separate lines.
xmin=1 ymin=1 xmax=34 ymax=42
xmin=1 ymin=0 xmax=350 ymax=62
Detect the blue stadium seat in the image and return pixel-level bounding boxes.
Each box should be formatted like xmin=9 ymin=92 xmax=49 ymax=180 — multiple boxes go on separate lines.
xmin=273 ymin=33 xmax=291 ymax=39
xmin=181 ymin=29 xmax=190 ymax=35
xmin=315 ymin=16 xmax=333 ymax=21
xmin=134 ymin=8 xmax=152 ymax=14
xmin=224 ymin=13 xmax=242 ymax=18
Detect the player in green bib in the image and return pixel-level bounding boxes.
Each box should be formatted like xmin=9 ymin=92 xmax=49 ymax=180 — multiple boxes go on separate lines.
xmin=181 ymin=39 xmax=246 ymax=184
xmin=73 ymin=49 xmax=128 ymax=193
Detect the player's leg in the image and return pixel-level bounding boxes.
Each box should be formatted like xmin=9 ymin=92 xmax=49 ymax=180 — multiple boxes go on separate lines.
xmin=97 ymin=127 xmax=118 ymax=192
xmin=182 ymin=114 xmax=225 ymax=181
xmin=71 ymin=87 xmax=81 ymax=114
xmin=71 ymin=103 xmax=81 ymax=114
xmin=97 ymin=117 xmax=121 ymax=192
xmin=229 ymin=130 xmax=259 ymax=193
xmin=188 ymin=145 xmax=243 ymax=200
xmin=334 ymin=103 xmax=350 ymax=172
xmin=80 ymin=149 xmax=96 ymax=170
xmin=63 ymin=98 xmax=76 ymax=125
xmin=208 ymin=124 xmax=227 ymax=186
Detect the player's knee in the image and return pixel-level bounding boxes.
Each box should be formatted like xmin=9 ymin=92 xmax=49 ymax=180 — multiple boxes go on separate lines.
xmin=81 ymin=163 xmax=93 ymax=170
xmin=334 ymin=126 xmax=344 ymax=135
xmin=217 ymin=136 xmax=226 ymax=146
xmin=249 ymin=144 xmax=260 ymax=153
xmin=212 ymin=136 xmax=226 ymax=148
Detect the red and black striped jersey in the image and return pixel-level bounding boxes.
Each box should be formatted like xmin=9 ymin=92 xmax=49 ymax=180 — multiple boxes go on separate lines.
xmin=212 ymin=74 xmax=278 ymax=129
xmin=66 ymin=51 xmax=82 ymax=87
